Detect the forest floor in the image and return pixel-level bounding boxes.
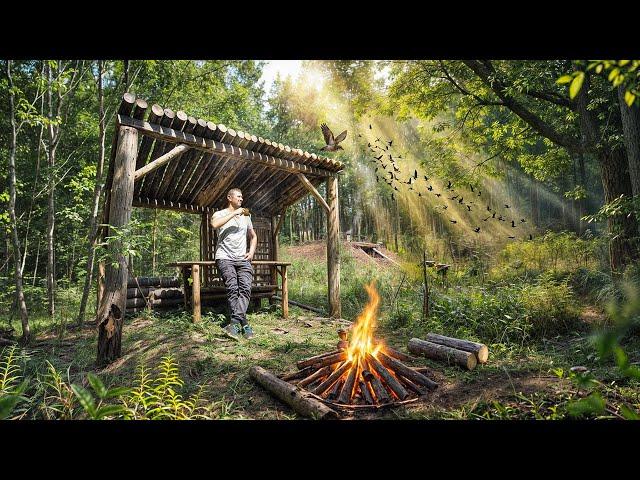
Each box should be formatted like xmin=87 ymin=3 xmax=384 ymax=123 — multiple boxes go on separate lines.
xmin=7 ymin=240 xmax=639 ymax=419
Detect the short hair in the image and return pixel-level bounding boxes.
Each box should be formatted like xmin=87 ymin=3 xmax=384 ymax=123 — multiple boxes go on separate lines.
xmin=227 ymin=188 xmax=242 ymax=197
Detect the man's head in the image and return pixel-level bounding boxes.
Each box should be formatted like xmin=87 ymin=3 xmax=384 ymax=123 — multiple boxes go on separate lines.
xmin=227 ymin=188 xmax=243 ymax=209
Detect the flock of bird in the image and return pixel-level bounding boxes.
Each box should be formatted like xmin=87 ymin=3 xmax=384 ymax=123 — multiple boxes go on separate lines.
xmin=352 ymin=124 xmax=534 ymax=241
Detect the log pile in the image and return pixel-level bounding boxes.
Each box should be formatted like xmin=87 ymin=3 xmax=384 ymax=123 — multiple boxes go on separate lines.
xmin=125 ymin=276 xmax=183 ymax=315
xmin=408 ymin=334 xmax=489 ymax=370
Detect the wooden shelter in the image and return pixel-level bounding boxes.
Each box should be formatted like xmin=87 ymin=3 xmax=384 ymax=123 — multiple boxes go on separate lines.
xmin=96 ymin=93 xmax=344 ymax=365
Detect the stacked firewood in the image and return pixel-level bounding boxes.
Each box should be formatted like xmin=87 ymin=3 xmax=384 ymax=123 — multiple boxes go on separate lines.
xmin=408 ymin=333 xmax=489 ymax=370
xmin=126 ymin=276 xmax=183 ymax=315
xmin=274 ymin=336 xmax=438 ymax=408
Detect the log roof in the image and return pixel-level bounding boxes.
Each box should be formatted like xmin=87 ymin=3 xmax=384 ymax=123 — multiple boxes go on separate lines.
xmin=112 ymin=93 xmax=344 ymax=217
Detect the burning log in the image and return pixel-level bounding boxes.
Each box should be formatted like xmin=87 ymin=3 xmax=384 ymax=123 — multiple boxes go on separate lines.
xmin=362 ymin=361 xmax=391 ymax=404
xmin=425 ymin=333 xmax=489 ymax=364
xmin=313 ymin=360 xmax=352 ymax=396
xmin=376 ymin=343 xmax=417 ymax=363
xmin=337 ymin=358 xmax=360 ymax=404
xmin=397 ymin=375 xmax=427 ymax=396
xmin=408 ymin=338 xmax=477 ymax=370
xmin=249 ymin=366 xmax=339 ymax=420
xmin=296 ymin=350 xmax=345 ymax=370
xmin=358 ymin=380 xmax=374 ymax=404
xmin=281 ymin=366 xmax=315 ymax=382
xmin=366 ymin=353 xmax=409 ymax=401
xmin=298 ymin=366 xmax=332 ymax=388
xmin=326 ymin=376 xmax=345 ymax=400
xmin=376 ymin=350 xmax=438 ymax=390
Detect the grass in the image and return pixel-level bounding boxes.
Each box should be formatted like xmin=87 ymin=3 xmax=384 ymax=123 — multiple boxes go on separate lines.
xmin=1 ymin=236 xmax=639 ymax=419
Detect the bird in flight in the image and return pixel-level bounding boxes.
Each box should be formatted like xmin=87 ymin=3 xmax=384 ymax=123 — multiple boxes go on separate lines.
xmin=473 ymin=227 xmax=480 ymax=233
xmin=467 ymin=205 xmax=472 ymax=211
xmin=508 ymin=235 xmax=516 ymax=239
xmin=446 ymin=180 xmax=453 ymax=190
xmin=511 ymin=220 xmax=516 ymax=228
xmin=483 ymin=216 xmax=490 ymax=221
xmin=450 ymin=219 xmax=457 ymax=224
xmin=427 ymin=185 xmax=433 ymax=191
xmin=521 ymin=218 xmax=526 ymax=223
xmin=504 ymin=204 xmax=510 ymax=208
xmin=435 ymin=193 xmax=442 ymax=197
xmin=320 ymin=123 xmax=347 ymax=151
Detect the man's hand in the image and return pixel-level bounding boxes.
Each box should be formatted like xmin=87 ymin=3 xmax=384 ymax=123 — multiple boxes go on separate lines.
xmin=244 ymin=250 xmax=255 ymax=261
xmin=233 ymin=207 xmax=244 ymax=216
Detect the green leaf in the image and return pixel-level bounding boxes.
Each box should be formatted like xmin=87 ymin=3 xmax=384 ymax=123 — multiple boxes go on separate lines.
xmin=556 ymin=75 xmax=574 ymax=85
xmin=620 ymin=405 xmax=640 ymax=420
xmin=569 ymin=72 xmax=585 ymax=99
xmin=87 ymin=373 xmax=107 ymax=399
xmin=567 ymin=392 xmax=606 ymax=417
xmin=0 ymin=395 xmax=21 ymax=419
xmin=618 ymin=60 xmax=630 ymax=67
xmin=71 ymin=384 xmax=97 ymax=418
xmin=104 ymin=387 xmax=131 ymax=399
xmin=595 ymin=64 xmax=603 ymax=74
xmin=95 ymin=404 xmax=127 ymax=419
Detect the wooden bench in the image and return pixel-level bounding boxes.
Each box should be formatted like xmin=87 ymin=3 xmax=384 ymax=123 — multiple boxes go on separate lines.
xmin=167 ymin=260 xmax=291 ymax=322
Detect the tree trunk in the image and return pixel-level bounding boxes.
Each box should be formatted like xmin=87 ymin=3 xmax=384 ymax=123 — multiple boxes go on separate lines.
xmin=6 ymin=60 xmax=30 ymax=344
xmin=96 ymin=126 xmax=138 ymax=366
xmin=599 ymin=147 xmax=638 ymax=272
xmin=78 ymin=60 xmax=106 ymax=325
xmin=46 ymin=62 xmax=56 ymax=319
xmin=618 ymin=85 xmax=640 ymax=198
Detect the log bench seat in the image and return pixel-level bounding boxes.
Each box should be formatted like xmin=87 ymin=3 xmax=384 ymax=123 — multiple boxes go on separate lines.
xmin=167 ymin=261 xmax=291 ymax=322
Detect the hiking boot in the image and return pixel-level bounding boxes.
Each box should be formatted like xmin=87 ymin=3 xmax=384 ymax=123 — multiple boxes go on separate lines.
xmin=222 ymin=323 xmax=241 ymax=341
xmin=242 ymin=324 xmax=255 ymax=339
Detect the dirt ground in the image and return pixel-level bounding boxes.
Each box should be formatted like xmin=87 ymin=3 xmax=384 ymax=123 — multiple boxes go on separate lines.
xmin=283 ymin=240 xmax=402 ymax=268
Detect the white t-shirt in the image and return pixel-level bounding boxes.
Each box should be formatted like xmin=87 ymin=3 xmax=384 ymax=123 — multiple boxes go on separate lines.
xmin=212 ymin=208 xmax=254 ymax=260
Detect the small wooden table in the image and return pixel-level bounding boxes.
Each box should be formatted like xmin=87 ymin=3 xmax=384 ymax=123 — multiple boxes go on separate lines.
xmin=167 ymin=261 xmax=292 ymax=322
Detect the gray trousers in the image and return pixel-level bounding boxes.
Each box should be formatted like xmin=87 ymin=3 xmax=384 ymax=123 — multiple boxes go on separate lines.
xmin=216 ymin=259 xmax=254 ymax=327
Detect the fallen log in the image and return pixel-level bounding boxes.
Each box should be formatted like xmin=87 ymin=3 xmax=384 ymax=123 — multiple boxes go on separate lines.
xmin=313 ymin=360 xmax=352 ymax=396
xmin=249 ymin=366 xmax=339 ymax=420
xmin=366 ymin=352 xmax=409 ymax=401
xmin=376 ymin=350 xmax=438 ymax=390
xmin=408 ymin=338 xmax=477 ymax=370
xmin=425 ymin=333 xmax=489 ymax=363
xmin=272 ymin=295 xmax=327 ymax=315
xmin=299 ymin=351 xmax=347 ymax=371
xmin=127 ymin=276 xmax=180 ymax=288
xmin=296 ymin=349 xmax=342 ymax=370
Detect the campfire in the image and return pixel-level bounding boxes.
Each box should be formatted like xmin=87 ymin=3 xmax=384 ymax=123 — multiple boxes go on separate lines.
xmin=281 ymin=282 xmax=438 ymax=409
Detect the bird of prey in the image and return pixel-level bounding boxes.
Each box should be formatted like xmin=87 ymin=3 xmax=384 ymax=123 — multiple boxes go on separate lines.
xmin=320 ymin=123 xmax=347 ymax=151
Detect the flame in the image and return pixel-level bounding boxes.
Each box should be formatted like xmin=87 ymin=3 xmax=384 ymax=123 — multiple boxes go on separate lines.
xmin=346 ymin=281 xmax=382 ymax=366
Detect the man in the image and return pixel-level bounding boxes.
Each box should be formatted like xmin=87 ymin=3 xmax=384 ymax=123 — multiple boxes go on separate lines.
xmin=211 ymin=188 xmax=258 ymax=340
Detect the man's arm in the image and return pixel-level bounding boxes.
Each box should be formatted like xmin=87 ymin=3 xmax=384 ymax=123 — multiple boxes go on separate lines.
xmin=244 ymin=227 xmax=258 ymax=261
xmin=211 ymin=208 xmax=243 ymax=229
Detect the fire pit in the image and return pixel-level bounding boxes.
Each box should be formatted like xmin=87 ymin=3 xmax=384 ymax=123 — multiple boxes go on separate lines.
xmin=274 ymin=282 xmax=439 ymax=412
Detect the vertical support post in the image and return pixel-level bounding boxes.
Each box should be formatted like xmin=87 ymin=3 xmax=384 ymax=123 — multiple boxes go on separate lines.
xmin=326 ymin=175 xmax=341 ymax=318
xmin=192 ymin=264 xmax=201 ymax=323
xmin=96 ymin=126 xmax=138 ymax=367
xmin=281 ymin=265 xmax=288 ymax=319
xmin=181 ymin=265 xmax=191 ymax=310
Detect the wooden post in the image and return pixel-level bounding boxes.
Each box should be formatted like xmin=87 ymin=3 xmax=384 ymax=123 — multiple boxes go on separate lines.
xmin=281 ymin=265 xmax=288 ymax=319
xmin=326 ymin=175 xmax=341 ymax=318
xmin=96 ymin=126 xmax=138 ymax=367
xmin=192 ymin=264 xmax=200 ymax=322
